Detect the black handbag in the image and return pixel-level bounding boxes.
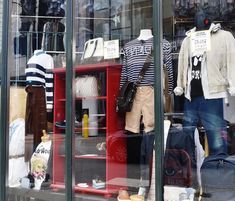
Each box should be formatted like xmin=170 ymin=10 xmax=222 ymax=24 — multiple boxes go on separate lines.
xmin=116 ymin=51 xmax=153 ymax=113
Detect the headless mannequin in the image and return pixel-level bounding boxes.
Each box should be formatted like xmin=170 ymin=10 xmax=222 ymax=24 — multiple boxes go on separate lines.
xmin=135 ymin=28 xmax=154 ymax=198
xmin=137 ymin=29 xmax=153 ymax=41
xmin=174 ymin=9 xmax=227 ymax=155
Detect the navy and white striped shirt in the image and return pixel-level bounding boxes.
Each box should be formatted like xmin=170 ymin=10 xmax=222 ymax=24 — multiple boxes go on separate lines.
xmin=25 ymin=50 xmax=54 ymax=110
xmin=120 ymin=37 xmax=174 ymax=94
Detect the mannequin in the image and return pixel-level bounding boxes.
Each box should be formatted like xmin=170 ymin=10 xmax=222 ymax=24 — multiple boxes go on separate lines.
xmin=174 ymin=9 xmax=235 ymax=155
xmin=120 ymin=29 xmax=173 ymax=198
xmin=25 ymin=50 xmax=54 ymax=154
xmin=137 ymin=29 xmax=153 ymax=41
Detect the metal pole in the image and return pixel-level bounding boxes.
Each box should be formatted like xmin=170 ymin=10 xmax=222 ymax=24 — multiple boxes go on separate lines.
xmin=153 ymin=0 xmax=164 ymax=200
xmin=65 ymin=0 xmax=75 ymax=200
xmin=0 ymin=0 xmax=10 ymax=200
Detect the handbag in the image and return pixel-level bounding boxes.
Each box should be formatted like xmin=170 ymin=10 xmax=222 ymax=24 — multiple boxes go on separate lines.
xmin=164 ymin=126 xmax=197 ymax=187
xmin=81 ymin=37 xmax=104 ymax=64
xmin=200 ymin=153 xmax=235 ymax=201
xmin=75 ymin=75 xmax=101 ymax=97
xmin=116 ymin=51 xmax=153 ymax=113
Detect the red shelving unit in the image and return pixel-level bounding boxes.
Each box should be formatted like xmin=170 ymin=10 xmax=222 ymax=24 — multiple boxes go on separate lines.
xmin=51 ymin=62 xmax=127 ymax=197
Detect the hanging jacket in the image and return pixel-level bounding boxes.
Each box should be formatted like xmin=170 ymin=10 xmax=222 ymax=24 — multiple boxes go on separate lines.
xmin=174 ymin=23 xmax=235 ymax=100
xmin=41 ymin=21 xmax=65 ymax=52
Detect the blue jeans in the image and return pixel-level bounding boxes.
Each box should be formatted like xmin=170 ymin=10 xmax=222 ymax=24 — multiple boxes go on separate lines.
xmin=183 ymin=97 xmax=227 ymax=155
xmin=140 ymin=130 xmax=155 ymax=190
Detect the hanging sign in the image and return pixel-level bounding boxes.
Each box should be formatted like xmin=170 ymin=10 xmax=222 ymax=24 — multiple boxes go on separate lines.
xmin=190 ymin=30 xmax=211 ymax=54
xmin=104 ymin=40 xmax=120 ymax=59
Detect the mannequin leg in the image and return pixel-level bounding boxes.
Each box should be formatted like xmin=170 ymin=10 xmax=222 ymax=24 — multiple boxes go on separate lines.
xmin=139 ymin=130 xmax=155 ymax=197
xmin=198 ymin=97 xmax=227 ymax=155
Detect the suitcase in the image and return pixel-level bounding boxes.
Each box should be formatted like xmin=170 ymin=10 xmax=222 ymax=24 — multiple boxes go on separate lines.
xmin=200 ymin=153 xmax=235 ymax=201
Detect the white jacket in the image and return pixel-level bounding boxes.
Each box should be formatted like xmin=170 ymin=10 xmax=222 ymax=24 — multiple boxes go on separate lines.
xmin=174 ymin=23 xmax=235 ymax=100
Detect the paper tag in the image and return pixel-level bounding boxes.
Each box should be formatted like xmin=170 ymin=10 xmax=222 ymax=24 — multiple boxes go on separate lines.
xmin=190 ymin=30 xmax=211 ymax=54
xmin=104 ymin=40 xmax=120 ymax=59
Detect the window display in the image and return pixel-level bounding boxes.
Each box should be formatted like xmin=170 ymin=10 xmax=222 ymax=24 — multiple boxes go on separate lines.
xmin=5 ymin=0 xmax=235 ymax=200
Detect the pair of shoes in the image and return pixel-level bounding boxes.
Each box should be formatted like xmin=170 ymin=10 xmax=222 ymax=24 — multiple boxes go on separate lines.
xmin=55 ymin=119 xmax=82 ymax=128
xmin=138 ymin=187 xmax=146 ymax=197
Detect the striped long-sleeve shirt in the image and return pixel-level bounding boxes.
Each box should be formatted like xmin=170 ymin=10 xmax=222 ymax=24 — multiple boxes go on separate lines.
xmin=120 ymin=37 xmax=174 ymax=94
xmin=25 ymin=50 xmax=54 ymax=110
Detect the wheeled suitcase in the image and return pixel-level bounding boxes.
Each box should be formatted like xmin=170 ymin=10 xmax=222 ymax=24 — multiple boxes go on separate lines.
xmin=200 ymin=153 xmax=235 ymax=201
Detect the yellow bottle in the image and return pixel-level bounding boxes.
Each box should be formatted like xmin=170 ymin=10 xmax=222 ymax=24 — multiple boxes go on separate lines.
xmin=82 ymin=112 xmax=89 ymax=138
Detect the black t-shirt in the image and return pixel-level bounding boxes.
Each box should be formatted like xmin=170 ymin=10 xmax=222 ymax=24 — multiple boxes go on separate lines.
xmin=190 ymin=55 xmax=203 ymax=98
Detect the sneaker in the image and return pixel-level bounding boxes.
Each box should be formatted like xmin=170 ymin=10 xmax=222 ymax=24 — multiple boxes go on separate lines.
xmin=55 ymin=119 xmax=82 ymax=128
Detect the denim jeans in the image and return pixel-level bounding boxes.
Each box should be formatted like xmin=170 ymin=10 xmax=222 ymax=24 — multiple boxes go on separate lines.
xmin=183 ymin=97 xmax=227 ymax=155
xmin=140 ymin=130 xmax=155 ymax=191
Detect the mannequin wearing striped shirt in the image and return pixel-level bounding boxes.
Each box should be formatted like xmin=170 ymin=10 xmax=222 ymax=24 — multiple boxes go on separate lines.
xmin=25 ymin=50 xmax=54 ymax=152
xmin=119 ymin=29 xmax=173 ymax=198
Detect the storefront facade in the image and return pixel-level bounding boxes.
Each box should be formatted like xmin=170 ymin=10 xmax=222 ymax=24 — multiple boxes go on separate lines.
xmin=1 ymin=0 xmax=235 ymax=201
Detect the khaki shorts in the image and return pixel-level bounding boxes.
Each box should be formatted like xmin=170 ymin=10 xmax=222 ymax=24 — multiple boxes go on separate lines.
xmin=125 ymin=86 xmax=154 ymax=133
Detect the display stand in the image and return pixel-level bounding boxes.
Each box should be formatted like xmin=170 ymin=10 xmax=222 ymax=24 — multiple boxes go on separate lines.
xmin=51 ymin=62 xmax=127 ymax=197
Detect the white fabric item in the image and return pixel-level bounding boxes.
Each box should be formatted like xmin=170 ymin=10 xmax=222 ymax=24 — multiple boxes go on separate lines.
xmin=9 ymin=118 xmax=25 ymax=157
xmin=194 ymin=128 xmax=205 ymax=186
xmin=75 ymin=76 xmax=99 ymax=97
xmin=9 ymin=158 xmax=29 ymax=187
xmin=9 ymin=118 xmax=29 ymax=187
xmin=164 ymin=186 xmax=196 ymax=201
xmin=164 ymin=120 xmax=171 ymax=152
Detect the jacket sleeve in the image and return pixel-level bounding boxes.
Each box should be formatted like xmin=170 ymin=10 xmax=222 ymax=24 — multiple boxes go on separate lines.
xmin=174 ymin=38 xmax=187 ymax=96
xmin=226 ymin=32 xmax=235 ymax=96
xmin=119 ymin=48 xmax=128 ymax=89
xmin=163 ymin=39 xmax=174 ymax=94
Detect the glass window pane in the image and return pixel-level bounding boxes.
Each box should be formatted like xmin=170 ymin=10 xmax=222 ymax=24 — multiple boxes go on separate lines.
xmin=163 ymin=1 xmax=235 ymax=201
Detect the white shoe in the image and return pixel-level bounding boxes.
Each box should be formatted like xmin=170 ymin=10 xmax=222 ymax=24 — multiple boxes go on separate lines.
xmin=138 ymin=187 xmax=146 ymax=197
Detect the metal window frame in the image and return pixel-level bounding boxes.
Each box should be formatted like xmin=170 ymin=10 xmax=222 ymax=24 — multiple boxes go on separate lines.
xmin=153 ymin=0 xmax=164 ymax=201
xmin=0 ymin=0 xmax=10 ymax=200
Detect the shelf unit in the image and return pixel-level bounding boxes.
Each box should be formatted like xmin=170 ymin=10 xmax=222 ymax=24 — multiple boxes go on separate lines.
xmin=51 ymin=62 xmax=127 ymax=197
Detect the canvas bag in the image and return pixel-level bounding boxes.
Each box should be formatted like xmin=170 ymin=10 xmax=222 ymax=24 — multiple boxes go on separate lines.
xmin=81 ymin=37 xmax=104 ymax=64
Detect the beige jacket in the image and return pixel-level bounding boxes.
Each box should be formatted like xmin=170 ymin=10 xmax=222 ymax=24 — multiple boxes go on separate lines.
xmin=174 ymin=23 xmax=235 ymax=100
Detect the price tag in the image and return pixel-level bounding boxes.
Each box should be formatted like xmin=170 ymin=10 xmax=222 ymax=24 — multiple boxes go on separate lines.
xmin=104 ymin=40 xmax=120 ymax=59
xmin=190 ymin=30 xmax=211 ymax=54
